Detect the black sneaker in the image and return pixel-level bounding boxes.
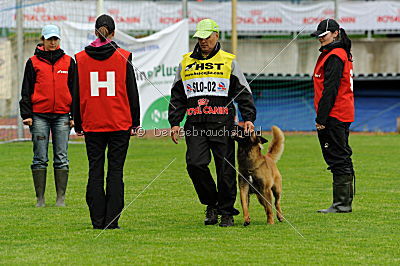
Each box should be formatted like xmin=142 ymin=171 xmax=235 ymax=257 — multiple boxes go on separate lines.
xmin=219 ymin=215 xmax=234 ymax=227
xmin=204 ymin=206 xmax=218 ymax=225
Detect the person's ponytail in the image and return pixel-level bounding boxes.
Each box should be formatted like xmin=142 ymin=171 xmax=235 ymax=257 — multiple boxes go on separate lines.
xmin=96 ymin=26 xmax=109 ymax=42
xmin=339 ymin=28 xmax=353 ymax=61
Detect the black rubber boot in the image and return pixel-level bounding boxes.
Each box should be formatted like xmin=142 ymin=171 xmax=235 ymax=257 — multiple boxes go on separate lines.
xmin=54 ymin=169 xmax=69 ymax=207
xmin=318 ymin=174 xmax=353 ymax=213
xmin=204 ymin=205 xmax=218 ymax=225
xmin=349 ymin=174 xmax=354 ymax=206
xmin=32 ymin=169 xmax=46 ymax=207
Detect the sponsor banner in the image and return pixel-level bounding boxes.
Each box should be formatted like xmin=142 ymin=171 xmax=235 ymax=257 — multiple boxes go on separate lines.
xmin=61 ymin=19 xmax=189 ymax=129
xmin=0 ymin=39 xmax=12 ymax=99
xmin=1 ymin=1 xmax=400 ymax=31
xmin=373 ymin=1 xmax=400 ymax=30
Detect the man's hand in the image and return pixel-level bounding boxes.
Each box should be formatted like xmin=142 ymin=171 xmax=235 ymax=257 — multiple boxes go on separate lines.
xmin=316 ymin=123 xmax=325 ymax=130
xmin=243 ymin=121 xmax=255 ymax=133
xmin=171 ymin=126 xmax=181 ymax=144
xmin=69 ymin=120 xmax=74 ymax=128
xmin=22 ymin=118 xmax=33 ymax=126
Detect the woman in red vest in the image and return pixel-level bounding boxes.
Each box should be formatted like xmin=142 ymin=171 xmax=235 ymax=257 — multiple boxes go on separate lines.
xmin=311 ymin=19 xmax=355 ymax=213
xmin=73 ymin=14 xmax=140 ymax=229
xmin=20 ymin=24 xmax=75 ymax=207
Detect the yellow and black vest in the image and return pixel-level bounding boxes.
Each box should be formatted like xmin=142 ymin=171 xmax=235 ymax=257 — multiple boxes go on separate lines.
xmin=180 ymin=49 xmax=235 ymax=123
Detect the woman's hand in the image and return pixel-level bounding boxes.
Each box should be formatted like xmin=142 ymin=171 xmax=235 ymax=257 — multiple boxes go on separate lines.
xmin=69 ymin=120 xmax=75 ymax=128
xmin=22 ymin=118 xmax=33 ymax=126
xmin=316 ymin=123 xmax=325 ymax=130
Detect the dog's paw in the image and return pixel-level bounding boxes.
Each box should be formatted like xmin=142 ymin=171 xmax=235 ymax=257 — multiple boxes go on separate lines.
xmin=243 ymin=221 xmax=251 ymax=226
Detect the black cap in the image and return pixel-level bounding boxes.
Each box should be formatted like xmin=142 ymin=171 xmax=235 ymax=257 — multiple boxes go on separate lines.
xmin=95 ymin=14 xmax=115 ymax=33
xmin=311 ymin=19 xmax=340 ymax=38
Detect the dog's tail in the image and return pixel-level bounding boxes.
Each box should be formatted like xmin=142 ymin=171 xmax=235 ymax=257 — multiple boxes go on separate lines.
xmin=267 ymin=126 xmax=285 ymax=163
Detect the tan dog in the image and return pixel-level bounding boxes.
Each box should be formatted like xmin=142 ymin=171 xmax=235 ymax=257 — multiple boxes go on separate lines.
xmin=233 ymin=126 xmax=285 ymax=226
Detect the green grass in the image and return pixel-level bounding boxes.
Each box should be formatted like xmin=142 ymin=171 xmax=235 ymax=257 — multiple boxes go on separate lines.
xmin=0 ymin=134 xmax=399 ymax=264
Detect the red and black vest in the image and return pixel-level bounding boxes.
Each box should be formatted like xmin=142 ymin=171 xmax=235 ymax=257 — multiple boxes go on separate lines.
xmin=30 ymin=54 xmax=72 ymax=114
xmin=75 ymin=48 xmax=132 ymax=132
xmin=313 ymin=48 xmax=354 ymax=122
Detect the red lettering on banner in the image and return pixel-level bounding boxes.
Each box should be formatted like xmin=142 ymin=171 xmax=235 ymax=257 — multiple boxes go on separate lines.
xmin=89 ymin=15 xmax=139 ymax=24
xmin=190 ymin=17 xmax=208 ymax=24
xmin=33 ymin=7 xmax=46 ymax=13
xmin=339 ymin=17 xmax=356 ymax=24
xmin=250 ymin=10 xmax=263 ymax=16
xmin=303 ymin=17 xmax=326 ymax=24
xmin=257 ymin=17 xmax=282 ymax=24
xmin=237 ymin=17 xmax=255 ymax=24
xmin=304 ymin=16 xmax=355 ymax=25
xmin=377 ymin=16 xmax=400 ymax=23
xmin=155 ymin=16 xmax=207 ymax=25
xmin=115 ymin=16 xmax=140 ymax=24
xmin=41 ymin=15 xmax=67 ymax=21
xmin=17 ymin=14 xmax=67 ymax=22
xmin=22 ymin=14 xmax=39 ymax=21
xmin=108 ymin=9 xmax=119 ymax=15
xmin=160 ymin=17 xmax=182 ymax=24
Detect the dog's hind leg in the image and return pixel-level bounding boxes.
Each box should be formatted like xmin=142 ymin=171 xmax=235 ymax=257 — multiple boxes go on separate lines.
xmin=239 ymin=181 xmax=251 ymax=226
xmin=257 ymin=187 xmax=274 ymax=224
xmin=272 ymin=184 xmax=283 ymax=222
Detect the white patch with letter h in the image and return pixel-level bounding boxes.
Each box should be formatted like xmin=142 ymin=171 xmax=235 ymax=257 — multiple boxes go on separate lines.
xmin=90 ymin=71 xmax=115 ymax=96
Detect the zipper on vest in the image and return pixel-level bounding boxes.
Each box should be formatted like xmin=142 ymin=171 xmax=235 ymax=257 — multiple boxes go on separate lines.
xmin=52 ymin=65 xmax=56 ymax=112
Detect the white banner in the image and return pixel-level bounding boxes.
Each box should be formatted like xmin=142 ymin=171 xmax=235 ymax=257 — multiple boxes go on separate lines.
xmin=61 ymin=20 xmax=189 ymax=129
xmin=1 ymin=1 xmax=400 ymax=32
xmin=0 ymin=38 xmax=12 ymax=99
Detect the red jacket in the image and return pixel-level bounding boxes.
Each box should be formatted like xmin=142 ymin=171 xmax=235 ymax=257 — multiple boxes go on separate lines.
xmin=19 ymin=45 xmax=75 ymax=119
xmin=313 ymin=48 xmax=354 ymax=122
xmin=75 ymin=48 xmax=133 ymax=132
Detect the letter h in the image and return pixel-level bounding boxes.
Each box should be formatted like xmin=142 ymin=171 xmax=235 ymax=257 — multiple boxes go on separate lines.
xmin=90 ymin=71 xmax=116 ymax=96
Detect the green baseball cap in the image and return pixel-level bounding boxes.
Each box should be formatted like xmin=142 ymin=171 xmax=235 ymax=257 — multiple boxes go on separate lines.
xmin=193 ymin=19 xmax=219 ymax=39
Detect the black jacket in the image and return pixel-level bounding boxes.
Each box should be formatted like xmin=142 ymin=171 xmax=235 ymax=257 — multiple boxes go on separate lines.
xmin=19 ymin=44 xmax=75 ymax=119
xmin=168 ymin=43 xmax=256 ymax=127
xmin=316 ymin=41 xmax=345 ymax=126
xmin=73 ymin=41 xmax=140 ymax=132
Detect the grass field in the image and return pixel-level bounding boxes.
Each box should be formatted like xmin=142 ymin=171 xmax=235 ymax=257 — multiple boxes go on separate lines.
xmin=0 ymin=133 xmax=399 ymax=264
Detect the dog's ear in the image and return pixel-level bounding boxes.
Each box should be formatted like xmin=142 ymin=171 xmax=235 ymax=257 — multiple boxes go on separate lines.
xmin=258 ymin=136 xmax=268 ymax=144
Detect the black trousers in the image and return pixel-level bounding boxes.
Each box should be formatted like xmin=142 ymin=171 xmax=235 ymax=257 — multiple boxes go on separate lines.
xmin=84 ymin=130 xmax=130 ymax=228
xmin=184 ymin=122 xmax=238 ymax=216
xmin=317 ymin=117 xmax=354 ymax=175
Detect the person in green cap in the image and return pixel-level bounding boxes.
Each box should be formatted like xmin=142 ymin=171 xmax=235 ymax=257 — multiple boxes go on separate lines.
xmin=168 ymin=19 xmax=256 ymax=227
